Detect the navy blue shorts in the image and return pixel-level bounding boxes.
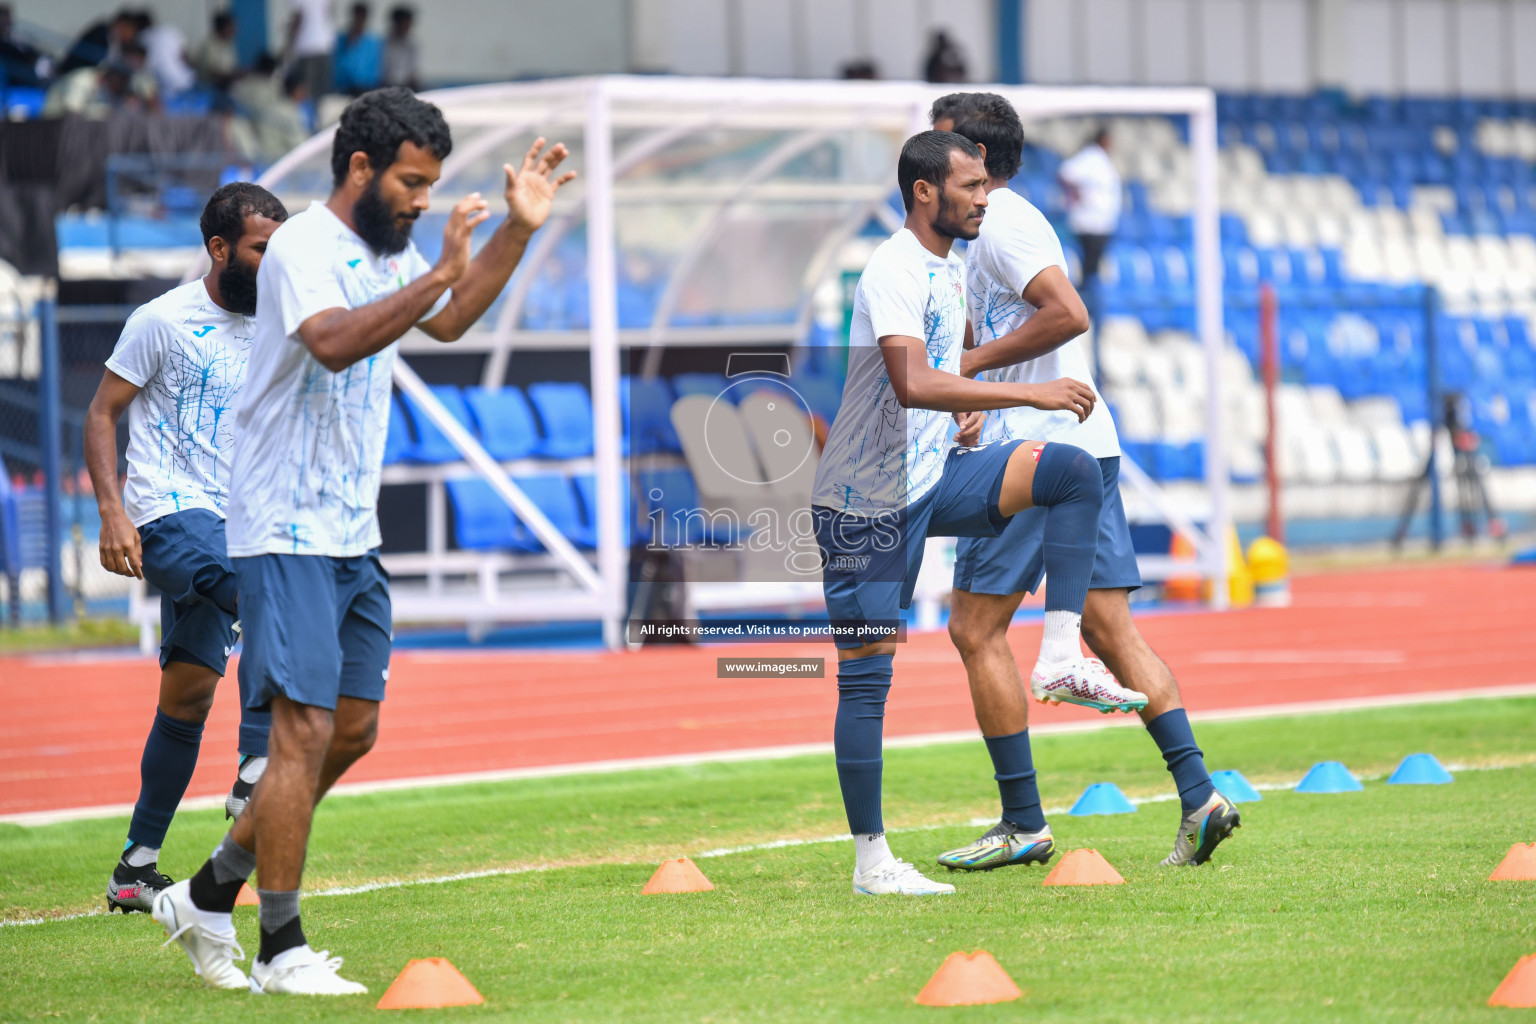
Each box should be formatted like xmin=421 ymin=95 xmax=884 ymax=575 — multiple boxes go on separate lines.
xmin=234 ymin=552 xmax=392 ymax=711
xmin=138 ymin=509 xmax=239 ymax=674
xmin=815 ymin=440 xmax=1024 ymax=649
xmin=954 ymin=455 xmax=1142 ymax=597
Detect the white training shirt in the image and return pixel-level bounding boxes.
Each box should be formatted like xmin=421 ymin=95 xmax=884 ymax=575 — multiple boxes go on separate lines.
xmin=105 ymin=279 xmax=254 ymax=527
xmin=811 ymin=228 xmax=966 ymax=515
xmin=289 ymin=0 xmax=334 ymax=57
xmin=1058 ymin=143 xmax=1122 ymax=236
xmin=226 ymin=201 xmax=449 ymax=558
xmin=965 ymin=187 xmax=1119 ymax=458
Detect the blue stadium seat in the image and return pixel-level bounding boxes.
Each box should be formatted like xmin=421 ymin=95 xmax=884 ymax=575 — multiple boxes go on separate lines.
xmin=573 ymin=474 xmax=642 ymax=545
xmin=402 ymin=385 xmax=477 ymax=463
xmin=672 ymin=373 xmax=731 ymax=402
xmin=526 ymin=382 xmax=595 ymax=458
xmin=464 ymin=386 xmax=541 ymax=461
xmin=383 ymin=395 xmax=415 ymax=465
xmin=445 ymin=478 xmax=518 ymax=550
xmin=510 ymin=474 xmax=593 ymax=550
xmin=621 ymin=375 xmax=680 ymax=454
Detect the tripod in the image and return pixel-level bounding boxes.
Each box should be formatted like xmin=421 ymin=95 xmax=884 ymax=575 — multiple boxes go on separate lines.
xmin=1393 ymin=393 xmax=1505 ymax=549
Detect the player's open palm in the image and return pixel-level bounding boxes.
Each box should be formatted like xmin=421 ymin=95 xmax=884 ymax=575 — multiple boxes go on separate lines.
xmin=436 ymin=192 xmax=491 ymax=283
xmin=504 ymin=138 xmax=576 ymax=234
xmin=1032 ymin=378 xmax=1097 ymax=422
xmin=99 ymin=508 xmax=143 ymax=579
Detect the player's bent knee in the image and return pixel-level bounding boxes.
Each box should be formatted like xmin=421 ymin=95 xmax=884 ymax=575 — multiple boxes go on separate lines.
xmin=838 ymin=640 xmax=897 ymax=661
xmin=1035 ymin=443 xmax=1103 ymax=512
xmin=274 ymin=701 xmax=336 ymax=754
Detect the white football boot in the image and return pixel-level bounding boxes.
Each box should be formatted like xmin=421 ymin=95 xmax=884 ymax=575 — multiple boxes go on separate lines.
xmin=1030 ymin=657 xmax=1148 ymax=714
xmin=853 ymin=856 xmax=957 ymax=896
xmin=152 ymin=880 xmax=248 ymax=990
xmin=249 ymin=945 xmax=368 ymax=996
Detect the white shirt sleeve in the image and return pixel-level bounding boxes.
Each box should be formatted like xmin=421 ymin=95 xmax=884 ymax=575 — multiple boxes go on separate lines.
xmin=268 ymin=239 xmax=350 ymax=339
xmin=984 ymin=208 xmax=1069 ymax=299
xmin=104 ymin=313 xmax=170 ymax=388
xmin=862 ymin=258 xmax=927 ymax=341
xmin=403 ymin=243 xmax=452 ymax=323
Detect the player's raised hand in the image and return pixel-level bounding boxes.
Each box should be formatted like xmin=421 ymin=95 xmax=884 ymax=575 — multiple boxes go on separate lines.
xmin=99 ymin=507 xmax=142 ymax=579
xmin=504 ymin=138 xmax=576 ymax=234
xmin=436 ymin=192 xmax=491 ymax=283
xmin=1027 ymin=378 xmax=1097 ymax=422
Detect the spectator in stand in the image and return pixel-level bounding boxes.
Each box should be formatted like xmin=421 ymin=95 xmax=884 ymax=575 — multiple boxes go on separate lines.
xmin=381 ymin=5 xmax=418 ymax=91
xmin=45 ymin=41 xmax=158 ymax=118
xmin=286 ymin=0 xmax=333 ymax=102
xmin=140 ymin=10 xmax=197 ymax=98
xmin=191 ymin=12 xmax=241 ymax=92
xmin=1057 ymin=126 xmax=1121 ymax=289
xmin=922 ymin=29 xmax=967 ymax=84
xmin=231 ymin=53 xmax=310 ymax=162
xmin=0 ymin=4 xmax=48 ymax=87
xmin=60 ymin=8 xmax=139 ymax=75
xmin=332 ymin=2 xmax=382 ymax=95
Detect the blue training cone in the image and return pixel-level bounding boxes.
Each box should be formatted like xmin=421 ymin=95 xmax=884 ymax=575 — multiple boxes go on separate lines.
xmin=1294 ymin=761 xmax=1363 ymax=793
xmin=1211 ymin=769 xmax=1262 ymax=803
xmin=1387 ymin=753 xmax=1454 ymax=785
xmin=1068 ymin=782 xmax=1137 ymax=816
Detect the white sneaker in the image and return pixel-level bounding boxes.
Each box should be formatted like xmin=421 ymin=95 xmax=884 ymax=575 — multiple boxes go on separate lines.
xmin=853 ymin=857 xmax=957 ymax=896
xmin=249 ymin=944 xmax=368 ymax=996
xmin=1030 ymin=657 xmax=1148 ymax=714
xmin=151 ymin=880 xmax=248 ymax=990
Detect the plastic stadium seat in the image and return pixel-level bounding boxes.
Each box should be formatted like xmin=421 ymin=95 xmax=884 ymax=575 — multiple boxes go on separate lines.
xmin=1330 ymin=425 xmax=1378 ymax=482
xmin=445 ymin=478 xmax=517 ymax=550
xmin=383 ymin=396 xmax=415 ymax=465
xmin=402 ymin=385 xmax=477 ymax=463
xmin=1369 ymin=423 xmax=1421 ymax=481
xmin=573 ymin=474 xmax=643 ymax=545
xmin=638 ymin=467 xmax=707 ymax=546
xmin=510 ymin=474 xmax=593 ymax=550
xmin=621 ymin=376 xmax=681 ymax=454
xmin=463 ymin=386 xmax=541 ymax=461
xmin=672 ymin=373 xmax=731 ymax=402
xmin=527 ymin=382 xmax=595 ymax=458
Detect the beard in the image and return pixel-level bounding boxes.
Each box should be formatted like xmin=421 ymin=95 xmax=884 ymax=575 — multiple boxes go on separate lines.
xmin=933 ymin=192 xmax=981 ymax=241
xmin=217 ymin=258 xmax=259 ymax=316
xmin=352 ymin=178 xmax=416 ymax=256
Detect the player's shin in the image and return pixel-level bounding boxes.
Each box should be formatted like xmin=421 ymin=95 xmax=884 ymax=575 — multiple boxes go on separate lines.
xmin=834 ymin=654 xmax=893 ymax=870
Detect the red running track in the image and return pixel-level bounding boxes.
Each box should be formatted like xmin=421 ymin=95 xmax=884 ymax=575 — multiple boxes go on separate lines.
xmin=3 ymin=562 xmax=1534 ymax=818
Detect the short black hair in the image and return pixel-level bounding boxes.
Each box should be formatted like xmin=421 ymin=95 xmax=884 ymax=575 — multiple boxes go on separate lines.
xmin=389 ymin=4 xmax=414 ymax=24
xmin=930 ymin=92 xmax=1024 ymax=181
xmin=330 ymin=86 xmax=452 ymax=187
xmin=897 ymin=130 xmax=982 ymax=213
xmin=212 ymin=11 xmax=234 ymax=32
xmin=200 ymin=182 xmax=288 ymax=253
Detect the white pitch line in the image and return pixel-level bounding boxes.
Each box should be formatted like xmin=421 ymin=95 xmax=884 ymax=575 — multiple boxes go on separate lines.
xmin=10 ymin=683 xmax=1536 ymax=829
xmin=7 ymin=758 xmax=1531 ymax=930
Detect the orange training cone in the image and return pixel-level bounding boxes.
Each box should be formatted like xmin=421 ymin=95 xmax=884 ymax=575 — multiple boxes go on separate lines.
xmin=641 ymin=857 xmax=714 ymax=894
xmin=234 ymin=883 xmax=259 ymax=906
xmin=915 ymin=951 xmax=1022 ymax=1006
xmin=1490 ymin=843 xmax=1536 ymax=881
xmin=1042 ymin=849 xmax=1125 ymax=886
xmin=1488 ymin=955 xmax=1536 ymax=1008
xmin=376 ymin=958 xmax=484 ymax=1009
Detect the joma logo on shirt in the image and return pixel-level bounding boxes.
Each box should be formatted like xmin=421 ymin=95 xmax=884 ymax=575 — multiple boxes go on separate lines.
xmin=192 ymin=325 xmax=216 ymax=337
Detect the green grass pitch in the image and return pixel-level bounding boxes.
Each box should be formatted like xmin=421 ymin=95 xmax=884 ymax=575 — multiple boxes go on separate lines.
xmin=3 ymin=697 xmax=1535 ymax=1022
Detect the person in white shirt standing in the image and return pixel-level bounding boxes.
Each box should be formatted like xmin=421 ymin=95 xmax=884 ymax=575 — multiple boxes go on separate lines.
xmin=810 ymin=130 xmax=1140 ymax=898
xmin=153 ymin=87 xmax=574 ymax=996
xmin=1056 ymin=126 xmax=1121 ymax=289
xmin=287 ymin=0 xmax=334 ymax=102
xmin=84 ymin=183 xmax=288 ymax=914
xmin=931 ymin=93 xmax=1238 ymax=874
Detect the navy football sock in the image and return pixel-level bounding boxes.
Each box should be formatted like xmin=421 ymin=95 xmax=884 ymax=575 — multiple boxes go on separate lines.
xmin=834 ymin=654 xmax=893 ymax=835
xmin=126 ymin=709 xmax=204 ymax=850
xmin=1030 ymin=442 xmax=1104 ymax=616
xmin=1145 ymin=708 xmax=1216 ymax=812
xmin=235 ymin=661 xmax=270 ymax=758
xmin=983 ymin=729 xmax=1046 ymax=832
